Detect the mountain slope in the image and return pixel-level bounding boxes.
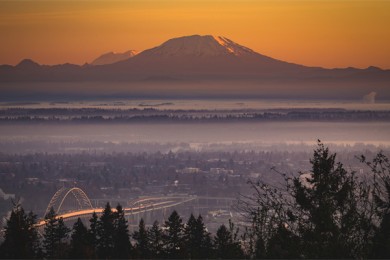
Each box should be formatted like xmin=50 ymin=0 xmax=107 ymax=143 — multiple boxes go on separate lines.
xmin=102 ymin=35 xmax=309 ymax=79
xmin=0 ymin=35 xmax=389 ymax=83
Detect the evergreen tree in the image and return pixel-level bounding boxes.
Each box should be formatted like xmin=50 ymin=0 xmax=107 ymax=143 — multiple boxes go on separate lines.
xmin=69 ymin=218 xmax=93 ymax=258
xmin=183 ymin=214 xmax=197 ymax=258
xmin=183 ymin=214 xmax=212 ymax=259
xmin=96 ymin=203 xmax=115 ymax=258
xmin=87 ymin=211 xmax=99 ymax=257
xmin=133 ymin=218 xmax=149 ymax=258
xmin=214 ymin=223 xmax=243 ymax=259
xmin=56 ymin=217 xmax=70 ymax=258
xmin=163 ymin=210 xmax=184 ymax=258
xmin=214 ymin=224 xmax=231 ymax=258
xmin=148 ymin=220 xmax=164 ymax=258
xmin=0 ymin=204 xmax=40 ymax=259
xmin=42 ymin=207 xmax=70 ymax=259
xmin=43 ymin=208 xmax=58 ymax=258
xmin=198 ymin=215 xmax=213 ymax=258
xmin=112 ymin=204 xmax=132 ymax=259
xmin=292 ymin=141 xmax=361 ymax=258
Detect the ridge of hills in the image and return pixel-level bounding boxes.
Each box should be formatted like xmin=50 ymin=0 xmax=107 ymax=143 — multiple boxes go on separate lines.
xmin=1 ymin=34 xmax=389 ymax=81
xmin=91 ymin=50 xmax=139 ymax=65
xmin=0 ymin=35 xmax=389 ymax=100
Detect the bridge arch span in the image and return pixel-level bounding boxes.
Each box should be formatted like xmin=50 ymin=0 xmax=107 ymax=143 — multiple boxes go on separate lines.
xmin=44 ymin=187 xmax=93 ymax=217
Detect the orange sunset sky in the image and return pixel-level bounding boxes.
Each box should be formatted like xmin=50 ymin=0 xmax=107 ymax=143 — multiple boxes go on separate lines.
xmin=0 ymin=0 xmax=389 ymax=69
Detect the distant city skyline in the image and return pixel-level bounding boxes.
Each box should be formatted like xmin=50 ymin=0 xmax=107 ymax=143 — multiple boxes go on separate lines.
xmin=0 ymin=0 xmax=389 ymax=69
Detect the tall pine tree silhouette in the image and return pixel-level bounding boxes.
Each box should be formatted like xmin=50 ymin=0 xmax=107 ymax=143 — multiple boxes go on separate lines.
xmin=0 ymin=204 xmax=40 ymax=258
xmin=214 ymin=223 xmax=243 ymax=259
xmin=148 ymin=220 xmax=164 ymax=258
xmin=112 ymin=204 xmax=132 ymax=258
xmin=69 ymin=218 xmax=93 ymax=258
xmin=42 ymin=207 xmax=70 ymax=259
xmin=293 ymin=141 xmax=361 ymax=258
xmin=87 ymin=211 xmax=99 ymax=257
xmin=96 ymin=203 xmax=115 ymax=258
xmin=183 ymin=214 xmax=212 ymax=259
xmin=163 ymin=210 xmax=184 ymax=258
xmin=133 ymin=218 xmax=149 ymax=258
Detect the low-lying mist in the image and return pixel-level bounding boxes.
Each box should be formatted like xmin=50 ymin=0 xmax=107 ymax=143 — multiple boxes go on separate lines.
xmin=1 ymin=121 xmax=389 ymax=154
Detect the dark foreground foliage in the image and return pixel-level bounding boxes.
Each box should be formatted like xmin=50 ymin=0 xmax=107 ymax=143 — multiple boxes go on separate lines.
xmin=238 ymin=141 xmax=390 ymax=258
xmin=1 ymin=142 xmax=389 ymax=259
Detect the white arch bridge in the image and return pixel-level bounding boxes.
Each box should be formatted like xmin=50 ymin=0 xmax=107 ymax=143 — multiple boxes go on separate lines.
xmin=37 ymin=187 xmax=235 ymax=227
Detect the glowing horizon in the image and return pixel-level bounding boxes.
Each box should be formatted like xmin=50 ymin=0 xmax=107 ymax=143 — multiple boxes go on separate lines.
xmin=0 ymin=0 xmax=389 ymax=69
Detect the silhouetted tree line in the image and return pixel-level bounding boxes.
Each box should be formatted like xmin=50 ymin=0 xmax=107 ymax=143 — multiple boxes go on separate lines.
xmin=0 ymin=203 xmax=243 ymax=259
xmin=2 ymin=109 xmax=390 ymax=123
xmin=1 ymin=142 xmax=390 ymax=258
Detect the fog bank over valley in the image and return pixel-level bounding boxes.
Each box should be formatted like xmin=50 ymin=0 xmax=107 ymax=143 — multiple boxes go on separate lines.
xmin=1 ymin=121 xmax=389 ymax=154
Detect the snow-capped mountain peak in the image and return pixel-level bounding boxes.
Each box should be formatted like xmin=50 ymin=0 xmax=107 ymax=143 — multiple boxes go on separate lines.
xmin=91 ymin=50 xmax=139 ymax=65
xmin=211 ymin=36 xmax=255 ymax=56
xmin=139 ymin=35 xmax=256 ymax=58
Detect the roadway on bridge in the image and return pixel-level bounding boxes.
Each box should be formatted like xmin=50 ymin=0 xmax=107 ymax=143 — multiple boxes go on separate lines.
xmin=36 ymin=197 xmax=198 ymax=227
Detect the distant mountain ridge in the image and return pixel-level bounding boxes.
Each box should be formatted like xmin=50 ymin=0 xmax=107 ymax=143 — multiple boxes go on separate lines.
xmin=0 ymin=35 xmax=389 ymax=93
xmin=91 ymin=50 xmax=139 ymax=65
xmin=1 ymin=35 xmax=389 ymax=80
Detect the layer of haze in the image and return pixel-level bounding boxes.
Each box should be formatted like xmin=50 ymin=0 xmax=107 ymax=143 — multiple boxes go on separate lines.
xmin=1 ymin=122 xmax=390 ymax=149
xmin=0 ymin=0 xmax=389 ymax=69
